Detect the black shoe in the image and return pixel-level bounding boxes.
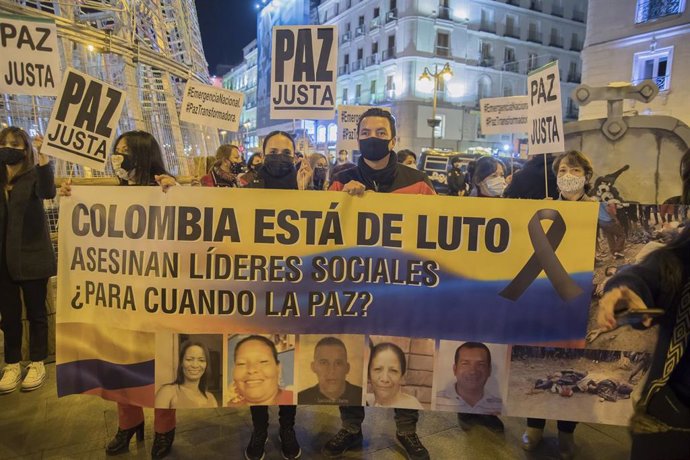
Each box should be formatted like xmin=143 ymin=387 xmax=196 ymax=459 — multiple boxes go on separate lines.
xmin=245 ymin=430 xmax=268 ymax=460
xmin=105 ymin=421 xmax=144 ymax=455
xmin=279 ymin=427 xmax=301 ymax=459
xmin=322 ymin=429 xmax=363 ymax=458
xmin=396 ymin=432 xmax=430 ymax=460
xmin=457 ymin=413 xmax=504 ymax=433
xmin=151 ymin=428 xmax=175 ymax=459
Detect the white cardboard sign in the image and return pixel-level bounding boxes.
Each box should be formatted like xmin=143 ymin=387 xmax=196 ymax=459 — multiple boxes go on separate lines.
xmin=0 ymin=14 xmax=61 ymax=96
xmin=480 ymin=96 xmax=529 ymax=135
xmin=179 ymin=81 xmax=243 ymax=131
xmin=271 ymin=25 xmax=338 ymax=120
xmin=42 ymin=68 xmax=125 ymax=171
xmin=527 ymin=61 xmax=565 ymax=155
xmin=336 ymin=105 xmax=391 ymax=152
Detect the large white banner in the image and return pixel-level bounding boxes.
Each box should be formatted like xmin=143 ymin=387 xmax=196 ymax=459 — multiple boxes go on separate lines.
xmin=336 ymin=105 xmax=391 ymax=152
xmin=271 ymin=25 xmax=338 ymax=120
xmin=0 ymin=14 xmax=61 ymax=96
xmin=179 ymin=81 xmax=243 ymax=131
xmin=480 ymin=96 xmax=529 ymax=135
xmin=42 ymin=68 xmax=125 ymax=171
xmin=527 ymin=61 xmax=565 ymax=155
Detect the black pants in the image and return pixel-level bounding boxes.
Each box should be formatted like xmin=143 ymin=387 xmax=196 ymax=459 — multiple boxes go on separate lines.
xmin=0 ymin=261 xmax=49 ymax=363
xmin=339 ymin=405 xmax=419 ymax=434
xmin=526 ymin=418 xmax=577 ymax=433
xmin=249 ymin=405 xmax=296 ymax=432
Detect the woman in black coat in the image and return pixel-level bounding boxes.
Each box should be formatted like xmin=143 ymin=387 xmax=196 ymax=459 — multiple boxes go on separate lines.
xmin=0 ymin=127 xmax=56 ymax=395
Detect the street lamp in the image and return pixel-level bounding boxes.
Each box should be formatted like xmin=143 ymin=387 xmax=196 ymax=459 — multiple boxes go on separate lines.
xmin=419 ymin=62 xmax=453 ymax=149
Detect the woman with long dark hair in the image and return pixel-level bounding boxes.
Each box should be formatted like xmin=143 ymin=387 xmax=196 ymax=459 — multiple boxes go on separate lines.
xmin=0 ymin=127 xmax=55 ymax=395
xmin=60 ymin=130 xmax=177 ymax=458
xmin=155 ymin=341 xmax=218 ymax=409
xmin=597 ymin=149 xmax=690 ymax=459
xmin=471 ymin=156 xmax=507 ymax=197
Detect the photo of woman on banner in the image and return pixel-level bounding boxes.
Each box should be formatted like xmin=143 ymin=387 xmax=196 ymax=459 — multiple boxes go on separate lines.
xmin=155 ymin=337 xmax=220 ymax=409
xmin=365 ymin=339 xmax=425 ymax=410
xmin=59 ymin=129 xmax=178 ymax=459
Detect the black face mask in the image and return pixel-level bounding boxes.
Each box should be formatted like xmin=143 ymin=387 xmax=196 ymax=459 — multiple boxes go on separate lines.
xmin=263 ymin=153 xmax=296 ymax=178
xmin=230 ymin=161 xmax=245 ymax=175
xmin=313 ymin=167 xmax=328 ymax=188
xmin=0 ymin=147 xmax=25 ymax=165
xmin=359 ymin=137 xmax=391 ymax=161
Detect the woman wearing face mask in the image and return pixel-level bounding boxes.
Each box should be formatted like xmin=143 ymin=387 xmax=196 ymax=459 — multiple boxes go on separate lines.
xmin=155 ymin=341 xmax=218 ymax=409
xmin=521 ymin=150 xmax=595 ymax=460
xmin=308 ymin=153 xmax=330 ymax=190
xmin=200 ymin=144 xmax=244 ymax=187
xmin=239 ymin=152 xmax=263 ymax=187
xmin=60 ymin=130 xmax=177 ymax=459
xmin=245 ymin=130 xmax=311 ymax=191
xmin=471 ymin=156 xmax=507 ymax=197
xmin=0 ymin=127 xmax=55 ymax=396
xmin=243 ymin=131 xmax=304 ymax=460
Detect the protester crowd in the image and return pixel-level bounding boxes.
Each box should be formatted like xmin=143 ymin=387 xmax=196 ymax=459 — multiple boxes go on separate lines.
xmin=1 ymin=108 xmax=688 ymax=460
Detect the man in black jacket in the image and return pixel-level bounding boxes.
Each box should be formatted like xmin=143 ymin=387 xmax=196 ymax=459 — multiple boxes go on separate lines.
xmin=503 ymin=153 xmax=558 ymax=199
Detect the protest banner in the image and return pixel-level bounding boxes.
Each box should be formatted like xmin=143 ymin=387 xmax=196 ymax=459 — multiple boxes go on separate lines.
xmin=480 ymin=96 xmax=529 ymax=135
xmin=41 ymin=68 xmax=125 ymax=171
xmin=0 ymin=14 xmax=61 ymax=96
xmin=179 ymin=80 xmax=243 ymax=131
xmin=528 ymin=61 xmax=565 ymax=155
xmin=54 ymin=187 xmax=661 ymax=425
xmin=336 ymin=105 xmax=391 ymax=152
xmin=271 ymin=25 xmax=337 ymax=120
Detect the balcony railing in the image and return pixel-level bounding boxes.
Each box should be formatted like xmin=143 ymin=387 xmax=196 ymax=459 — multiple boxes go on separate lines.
xmin=549 ymin=36 xmax=564 ymax=48
xmin=382 ymin=48 xmax=395 ymax=61
xmin=370 ymin=17 xmax=380 ymax=30
xmin=480 ymin=21 xmax=496 ymax=33
xmin=386 ymin=9 xmax=397 ymax=23
xmin=570 ymin=41 xmax=582 ymax=51
xmin=527 ymin=32 xmax=542 ymax=43
xmin=567 ymin=73 xmax=581 ymax=83
xmin=366 ymin=54 xmax=381 ymax=66
xmin=503 ymin=61 xmax=519 ymax=73
xmin=480 ymin=56 xmax=495 ymax=67
xmin=438 ymin=6 xmax=451 ymax=20
xmin=634 ymin=75 xmax=671 ymax=91
xmin=636 ymin=0 xmax=682 ymax=23
xmin=435 ymin=46 xmax=450 ymax=57
xmin=504 ymin=26 xmax=520 ymax=38
xmin=355 ymin=25 xmax=365 ymax=37
xmin=338 ymin=64 xmax=349 ymax=76
xmin=351 ymin=59 xmax=363 ymax=71
xmin=341 ymin=32 xmax=351 ymax=44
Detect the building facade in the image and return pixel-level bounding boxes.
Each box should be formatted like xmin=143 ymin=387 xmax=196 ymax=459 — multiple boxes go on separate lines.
xmin=580 ymin=0 xmax=690 ymax=125
xmin=318 ymin=0 xmax=587 ymax=154
xmin=223 ymin=40 xmax=259 ymax=150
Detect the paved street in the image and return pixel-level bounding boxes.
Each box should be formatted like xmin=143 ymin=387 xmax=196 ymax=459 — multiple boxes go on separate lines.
xmin=0 ymin=364 xmax=632 ymax=459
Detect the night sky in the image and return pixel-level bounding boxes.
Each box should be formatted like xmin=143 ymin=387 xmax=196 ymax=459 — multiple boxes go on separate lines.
xmin=195 ymin=0 xmax=258 ymax=75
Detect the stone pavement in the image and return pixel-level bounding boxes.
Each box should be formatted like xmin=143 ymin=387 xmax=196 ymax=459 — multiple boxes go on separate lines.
xmin=0 ymin=364 xmax=632 ymax=460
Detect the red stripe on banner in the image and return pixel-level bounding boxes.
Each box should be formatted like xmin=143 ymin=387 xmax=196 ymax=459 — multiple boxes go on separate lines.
xmin=82 ymin=384 xmax=155 ymax=407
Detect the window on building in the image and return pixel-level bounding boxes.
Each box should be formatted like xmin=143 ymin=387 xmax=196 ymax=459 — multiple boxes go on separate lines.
xmin=479 ymin=41 xmax=493 ymax=66
xmin=480 ymin=8 xmax=495 ymax=31
xmin=568 ymin=61 xmax=579 ymax=82
xmin=342 ymin=88 xmax=348 ymax=104
xmin=477 ymin=75 xmax=492 ymax=100
xmin=370 ymin=80 xmax=377 ymax=102
xmin=390 ymin=0 xmax=397 ymax=10
xmin=357 ymin=48 xmax=363 ymax=60
xmin=355 ymin=84 xmax=362 ymax=103
xmin=504 ymin=46 xmax=517 ymax=72
xmin=528 ymin=53 xmax=539 ymax=71
xmin=386 ymin=75 xmax=395 ymax=91
xmin=632 ymin=46 xmax=673 ymax=90
xmin=505 ymin=14 xmax=518 ymax=37
xmin=571 ymin=33 xmax=581 ymax=51
xmin=317 ymin=125 xmax=327 ymax=144
xmin=359 ymin=15 xmax=364 ymax=26
xmin=346 ymin=22 xmax=351 ymax=32
xmin=372 ymin=42 xmax=378 ymax=55
xmin=552 ymin=0 xmax=564 ymax=16
xmin=374 ymin=7 xmax=380 ymax=18
xmin=635 ymin=0 xmax=685 ymax=23
xmin=328 ymin=123 xmax=338 ymax=143
xmin=344 ymin=54 xmax=350 ymax=66
xmin=528 ymin=22 xmax=541 ymax=42
xmin=436 ymin=31 xmax=450 ymax=56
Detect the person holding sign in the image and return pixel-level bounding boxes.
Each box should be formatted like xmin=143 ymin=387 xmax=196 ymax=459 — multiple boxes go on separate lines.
xmin=59 ymin=130 xmax=177 ymax=459
xmin=155 ymin=341 xmax=218 ymax=409
xmin=0 ymin=127 xmax=55 ymax=395
xmin=366 ymin=342 xmax=423 ymax=410
xmin=241 ymin=133 xmax=304 ymax=460
xmin=325 ymin=108 xmax=434 ymax=460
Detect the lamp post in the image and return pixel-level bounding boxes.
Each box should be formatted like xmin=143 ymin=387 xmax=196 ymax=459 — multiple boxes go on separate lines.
xmin=418 ymin=62 xmax=453 ymax=150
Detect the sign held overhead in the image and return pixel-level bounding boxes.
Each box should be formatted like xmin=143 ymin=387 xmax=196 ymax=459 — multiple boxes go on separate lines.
xmin=527 ymin=61 xmax=565 ymax=155
xmin=480 ymin=96 xmax=529 ymax=135
xmin=179 ymin=81 xmax=244 ymax=131
xmin=271 ymin=25 xmax=338 ymax=120
xmin=42 ymin=68 xmax=125 ymax=171
xmin=0 ymin=14 xmax=61 ymax=96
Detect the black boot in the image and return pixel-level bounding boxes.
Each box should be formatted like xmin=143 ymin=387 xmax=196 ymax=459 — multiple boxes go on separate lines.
xmin=151 ymin=428 xmax=175 ymax=459
xmin=106 ymin=421 xmax=144 ymax=455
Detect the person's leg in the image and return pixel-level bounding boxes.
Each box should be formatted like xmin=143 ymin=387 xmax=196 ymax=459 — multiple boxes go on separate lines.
xmin=278 ymin=406 xmax=301 ymax=459
xmin=152 ymin=409 xmax=177 ymax=459
xmin=323 ymin=407 xmax=365 ymax=457
xmin=117 ymin=403 xmax=145 ymax=429
xmin=556 ymin=420 xmax=577 ymax=433
xmin=522 ymin=418 xmax=546 ymax=451
xmin=249 ymin=405 xmax=269 ymax=432
xmin=153 ymin=409 xmax=176 ymax=433
xmin=339 ymin=405 xmax=365 ymax=433
xmin=0 ymin=264 xmax=23 ymax=365
xmin=394 ymin=410 xmax=429 ymax=460
xmin=526 ymin=418 xmax=546 ymax=429
xmin=278 ymin=405 xmax=297 ymax=429
xmin=394 ymin=409 xmax=419 ymax=434
xmin=107 ymin=403 xmax=145 ymax=455
xmin=19 ymin=278 xmax=49 ymax=362
xmin=246 ymin=406 xmax=270 ymax=460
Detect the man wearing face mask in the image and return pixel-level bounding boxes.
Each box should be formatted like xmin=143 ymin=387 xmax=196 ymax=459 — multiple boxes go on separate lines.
xmin=325 ymin=109 xmax=434 ymax=460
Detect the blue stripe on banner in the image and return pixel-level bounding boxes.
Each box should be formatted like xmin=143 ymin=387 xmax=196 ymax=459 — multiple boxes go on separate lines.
xmin=56 ymin=359 xmax=155 ymax=397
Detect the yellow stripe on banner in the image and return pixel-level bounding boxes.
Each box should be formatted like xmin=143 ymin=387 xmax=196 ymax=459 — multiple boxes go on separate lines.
xmin=57 ymin=322 xmax=155 ymax=365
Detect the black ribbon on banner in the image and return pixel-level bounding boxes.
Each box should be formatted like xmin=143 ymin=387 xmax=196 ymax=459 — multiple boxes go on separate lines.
xmin=499 ymin=209 xmax=583 ymax=302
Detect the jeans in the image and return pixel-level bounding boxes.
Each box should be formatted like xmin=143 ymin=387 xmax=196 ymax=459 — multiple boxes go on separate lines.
xmin=526 ymin=418 xmax=577 ymax=433
xmin=339 ymin=406 xmax=419 ymax=434
xmin=250 ymin=405 xmax=296 ymax=432
xmin=0 ymin=258 xmax=48 ymax=363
